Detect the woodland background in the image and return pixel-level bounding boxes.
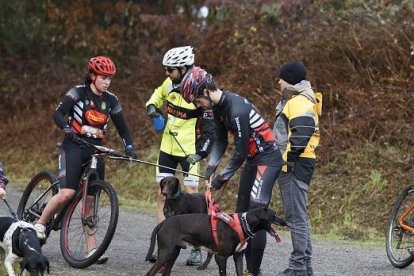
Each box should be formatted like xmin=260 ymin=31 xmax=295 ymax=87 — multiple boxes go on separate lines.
xmin=0 ymin=0 xmax=413 ymax=239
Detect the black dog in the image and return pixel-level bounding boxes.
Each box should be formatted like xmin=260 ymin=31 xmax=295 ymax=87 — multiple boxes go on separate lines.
xmin=146 ymin=207 xmax=286 ymax=276
xmin=147 ymin=176 xmax=213 ymax=269
xmin=160 ymin=176 xmax=207 ymax=218
xmin=0 ymin=217 xmax=49 ymax=276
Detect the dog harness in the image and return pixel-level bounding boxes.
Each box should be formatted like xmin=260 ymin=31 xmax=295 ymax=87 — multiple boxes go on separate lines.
xmin=205 ymin=190 xmax=247 ymax=250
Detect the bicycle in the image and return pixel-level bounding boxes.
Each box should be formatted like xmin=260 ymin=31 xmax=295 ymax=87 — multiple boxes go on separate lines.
xmin=17 ymin=138 xmax=128 ymax=269
xmin=386 ymin=185 xmax=414 ymax=268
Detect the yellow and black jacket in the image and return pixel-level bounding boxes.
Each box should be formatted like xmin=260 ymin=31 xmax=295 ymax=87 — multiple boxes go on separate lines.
xmin=273 ymin=81 xmax=322 ymax=183
xmin=146 ymin=77 xmax=215 ymax=157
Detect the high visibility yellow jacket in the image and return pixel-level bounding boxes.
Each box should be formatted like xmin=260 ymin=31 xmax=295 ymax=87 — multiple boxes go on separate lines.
xmin=146 ymin=78 xmax=214 ymax=157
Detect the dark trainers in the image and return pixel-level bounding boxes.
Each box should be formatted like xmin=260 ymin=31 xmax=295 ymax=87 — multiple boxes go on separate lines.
xmin=278 ymin=268 xmax=307 ymax=276
xmin=243 ymin=269 xmax=263 ymax=276
xmin=186 ymin=247 xmax=202 ymax=266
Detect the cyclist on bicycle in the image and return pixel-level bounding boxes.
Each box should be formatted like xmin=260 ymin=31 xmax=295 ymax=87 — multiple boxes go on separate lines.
xmin=34 ymin=56 xmax=137 ymax=263
xmin=181 ymin=67 xmax=284 ymax=276
xmin=145 ymin=46 xmax=215 ymax=266
xmin=0 ymin=161 xmax=9 ymax=199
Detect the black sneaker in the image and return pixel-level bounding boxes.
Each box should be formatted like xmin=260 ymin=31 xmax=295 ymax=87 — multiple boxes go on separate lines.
xmin=243 ymin=269 xmax=263 ymax=276
xmin=186 ymin=247 xmax=202 ymax=266
xmin=278 ymin=268 xmax=307 ymax=276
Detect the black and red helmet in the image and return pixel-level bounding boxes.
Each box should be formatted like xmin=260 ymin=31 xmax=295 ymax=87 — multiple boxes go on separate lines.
xmin=88 ymin=56 xmax=117 ymax=76
xmin=180 ymin=67 xmax=209 ymax=103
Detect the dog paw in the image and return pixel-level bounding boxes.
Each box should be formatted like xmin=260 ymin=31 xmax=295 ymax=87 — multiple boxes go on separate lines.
xmin=147 ymin=255 xmax=157 ymax=263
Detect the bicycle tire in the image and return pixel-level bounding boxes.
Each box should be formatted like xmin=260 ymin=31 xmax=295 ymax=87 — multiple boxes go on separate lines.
xmin=386 ymin=185 xmax=414 ymax=268
xmin=17 ymin=171 xmax=59 ymax=238
xmin=60 ymin=180 xmax=119 ymax=268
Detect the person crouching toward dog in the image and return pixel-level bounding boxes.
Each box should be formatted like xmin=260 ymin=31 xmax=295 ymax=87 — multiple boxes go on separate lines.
xmin=180 ymin=67 xmax=284 ymax=276
xmin=145 ymin=46 xmax=215 ymax=266
xmin=0 ymin=161 xmax=9 ymax=199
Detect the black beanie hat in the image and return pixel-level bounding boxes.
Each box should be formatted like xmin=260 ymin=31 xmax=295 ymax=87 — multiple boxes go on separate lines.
xmin=279 ymin=61 xmax=307 ymax=85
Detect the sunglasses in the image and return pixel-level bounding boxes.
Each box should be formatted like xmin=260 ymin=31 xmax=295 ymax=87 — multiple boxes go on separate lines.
xmin=165 ymin=67 xmax=178 ymax=73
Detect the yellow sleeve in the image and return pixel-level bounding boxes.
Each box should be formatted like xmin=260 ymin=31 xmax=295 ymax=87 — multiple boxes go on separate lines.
xmin=145 ymin=78 xmax=172 ymax=108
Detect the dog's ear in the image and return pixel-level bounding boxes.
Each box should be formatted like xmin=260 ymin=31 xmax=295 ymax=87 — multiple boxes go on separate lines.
xmin=160 ymin=178 xmax=166 ymax=190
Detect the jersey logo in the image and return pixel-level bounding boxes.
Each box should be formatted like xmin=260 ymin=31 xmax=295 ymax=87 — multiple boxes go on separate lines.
xmin=101 ymin=102 xmax=107 ymax=110
xmin=85 ymin=110 xmax=107 ymax=126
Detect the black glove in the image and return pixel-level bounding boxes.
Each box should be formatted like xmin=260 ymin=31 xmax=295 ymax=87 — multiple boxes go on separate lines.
xmin=146 ymin=104 xmax=157 ymax=118
xmin=63 ymin=127 xmax=78 ymax=142
xmin=211 ymin=175 xmax=226 ymax=190
xmin=186 ymin=154 xmax=202 ymax=165
xmin=125 ymin=145 xmax=137 ymax=159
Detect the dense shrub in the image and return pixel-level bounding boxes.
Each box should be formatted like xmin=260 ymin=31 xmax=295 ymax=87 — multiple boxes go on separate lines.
xmin=0 ymin=0 xmax=413 ymax=235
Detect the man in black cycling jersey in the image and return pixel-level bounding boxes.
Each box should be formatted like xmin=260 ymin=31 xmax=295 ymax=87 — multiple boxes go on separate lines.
xmin=34 ymin=56 xmax=137 ymax=264
xmin=181 ymin=67 xmax=284 ymax=276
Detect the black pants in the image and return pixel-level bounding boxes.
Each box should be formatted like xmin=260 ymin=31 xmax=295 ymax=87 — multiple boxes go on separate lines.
xmin=236 ymin=164 xmax=281 ymax=275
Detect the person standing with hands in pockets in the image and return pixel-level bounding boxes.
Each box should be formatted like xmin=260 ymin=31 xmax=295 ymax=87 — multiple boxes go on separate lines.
xmin=145 ymin=46 xmax=215 ymax=266
xmin=273 ymin=61 xmax=321 ymax=276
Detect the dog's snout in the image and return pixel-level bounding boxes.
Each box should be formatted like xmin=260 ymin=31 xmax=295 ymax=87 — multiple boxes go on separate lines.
xmin=272 ymin=215 xmax=287 ymax=227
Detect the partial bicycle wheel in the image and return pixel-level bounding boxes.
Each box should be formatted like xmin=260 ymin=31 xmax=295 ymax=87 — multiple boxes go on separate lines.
xmin=386 ymin=185 xmax=414 ymax=268
xmin=60 ymin=180 xmax=119 ymax=268
xmin=17 ymin=171 xmax=59 ymax=238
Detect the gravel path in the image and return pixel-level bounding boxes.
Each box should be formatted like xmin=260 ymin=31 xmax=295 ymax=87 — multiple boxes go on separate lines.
xmin=2 ymin=186 xmax=413 ymax=276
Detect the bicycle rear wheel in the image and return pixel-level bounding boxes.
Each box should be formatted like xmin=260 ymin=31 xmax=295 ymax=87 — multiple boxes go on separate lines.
xmin=60 ymin=180 xmax=119 ymax=268
xmin=386 ymin=185 xmax=414 ymax=268
xmin=17 ymin=171 xmax=59 ymax=238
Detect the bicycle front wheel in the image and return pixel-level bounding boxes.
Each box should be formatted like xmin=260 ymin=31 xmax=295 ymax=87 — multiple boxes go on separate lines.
xmin=17 ymin=171 xmax=59 ymax=238
xmin=386 ymin=185 xmax=414 ymax=268
xmin=60 ymin=180 xmax=119 ymax=268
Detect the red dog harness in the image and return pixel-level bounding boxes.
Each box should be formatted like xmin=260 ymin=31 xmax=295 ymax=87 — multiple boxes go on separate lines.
xmin=205 ymin=190 xmax=246 ymax=249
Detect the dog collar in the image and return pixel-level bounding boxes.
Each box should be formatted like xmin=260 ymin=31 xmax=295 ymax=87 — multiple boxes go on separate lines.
xmin=166 ymin=189 xmax=181 ymax=200
xmin=241 ymin=212 xmax=255 ymax=237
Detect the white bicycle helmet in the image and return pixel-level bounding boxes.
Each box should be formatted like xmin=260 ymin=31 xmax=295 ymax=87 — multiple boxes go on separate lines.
xmin=162 ymin=46 xmax=194 ymax=67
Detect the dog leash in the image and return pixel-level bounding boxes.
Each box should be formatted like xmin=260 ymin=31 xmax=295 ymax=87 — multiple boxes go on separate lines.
xmin=109 ymin=156 xmax=206 ymax=179
xmin=3 ymin=199 xmax=18 ymax=221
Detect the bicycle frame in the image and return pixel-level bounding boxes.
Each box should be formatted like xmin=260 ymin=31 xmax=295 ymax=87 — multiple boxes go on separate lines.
xmin=398 ymin=203 xmax=414 ymax=234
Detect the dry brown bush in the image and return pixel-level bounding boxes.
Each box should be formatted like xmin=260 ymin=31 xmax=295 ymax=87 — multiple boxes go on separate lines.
xmin=0 ymin=0 xmax=413 ymax=235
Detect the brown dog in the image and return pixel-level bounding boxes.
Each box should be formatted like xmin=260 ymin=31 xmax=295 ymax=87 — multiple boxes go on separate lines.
xmin=146 ymin=207 xmax=286 ymax=276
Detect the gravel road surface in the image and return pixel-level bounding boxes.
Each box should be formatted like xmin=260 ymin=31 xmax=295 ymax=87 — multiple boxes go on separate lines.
xmin=1 ymin=186 xmax=413 ymax=276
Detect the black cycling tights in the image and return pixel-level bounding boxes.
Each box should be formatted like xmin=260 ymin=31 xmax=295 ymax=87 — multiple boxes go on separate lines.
xmin=236 ymin=164 xmax=281 ymax=276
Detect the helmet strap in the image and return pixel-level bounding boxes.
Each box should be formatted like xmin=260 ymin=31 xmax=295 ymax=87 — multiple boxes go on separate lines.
xmin=90 ymin=74 xmax=104 ymax=94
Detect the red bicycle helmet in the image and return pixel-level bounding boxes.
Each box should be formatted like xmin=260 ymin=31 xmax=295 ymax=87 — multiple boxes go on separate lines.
xmin=88 ymin=56 xmax=117 ymax=76
xmin=181 ymin=67 xmax=208 ymax=103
